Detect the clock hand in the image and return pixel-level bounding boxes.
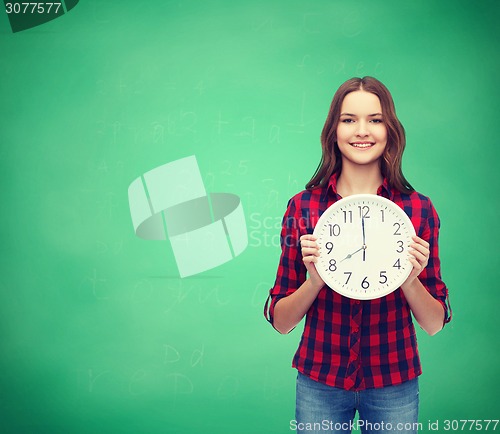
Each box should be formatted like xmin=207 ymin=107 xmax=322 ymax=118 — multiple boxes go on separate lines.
xmin=362 ymin=215 xmax=366 ymax=262
xmin=340 ymin=245 xmax=366 ymax=262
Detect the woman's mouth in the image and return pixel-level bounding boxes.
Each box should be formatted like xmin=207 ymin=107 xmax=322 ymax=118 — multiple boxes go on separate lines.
xmin=350 ymin=142 xmax=375 ymax=148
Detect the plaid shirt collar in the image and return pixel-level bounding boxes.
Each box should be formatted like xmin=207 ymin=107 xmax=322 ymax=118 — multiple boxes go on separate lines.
xmin=326 ymin=172 xmax=394 ymax=201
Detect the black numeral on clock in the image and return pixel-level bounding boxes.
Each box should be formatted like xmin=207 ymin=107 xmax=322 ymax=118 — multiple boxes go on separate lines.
xmin=328 ymin=259 xmax=337 ymax=272
xmin=329 ymin=224 xmax=341 ymax=236
xmin=325 ymin=241 xmax=334 ymax=254
xmin=361 ymin=276 xmax=370 ymax=289
xmin=396 ymin=240 xmax=404 ymax=253
xmin=344 ymin=271 xmax=352 ymax=284
xmin=358 ymin=205 xmax=370 ymax=219
xmin=393 ymin=259 xmax=401 ymax=269
xmin=393 ymin=223 xmax=401 ymax=235
xmin=379 ymin=271 xmax=387 ymax=284
xmin=342 ymin=210 xmax=353 ymax=223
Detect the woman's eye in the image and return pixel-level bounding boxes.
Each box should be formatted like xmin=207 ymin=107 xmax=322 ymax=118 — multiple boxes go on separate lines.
xmin=341 ymin=118 xmax=354 ymax=123
xmin=370 ymin=119 xmax=383 ymax=123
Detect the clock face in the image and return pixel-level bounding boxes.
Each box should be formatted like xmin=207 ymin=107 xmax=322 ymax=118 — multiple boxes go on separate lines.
xmin=313 ymin=194 xmax=416 ymax=300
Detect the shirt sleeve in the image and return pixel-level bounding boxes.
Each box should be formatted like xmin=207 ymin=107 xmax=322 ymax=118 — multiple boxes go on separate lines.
xmin=264 ymin=195 xmax=308 ymax=330
xmin=418 ymin=198 xmax=452 ymax=326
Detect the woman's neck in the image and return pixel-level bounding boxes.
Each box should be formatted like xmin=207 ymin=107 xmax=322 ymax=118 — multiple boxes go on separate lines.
xmin=336 ymin=163 xmax=383 ymax=197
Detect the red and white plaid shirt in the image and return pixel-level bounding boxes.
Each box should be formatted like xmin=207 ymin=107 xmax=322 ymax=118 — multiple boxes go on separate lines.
xmin=265 ymin=173 xmax=451 ymax=391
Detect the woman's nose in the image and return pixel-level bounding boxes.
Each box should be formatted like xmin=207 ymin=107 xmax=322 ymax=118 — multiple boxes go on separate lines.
xmin=355 ymin=121 xmax=369 ymax=136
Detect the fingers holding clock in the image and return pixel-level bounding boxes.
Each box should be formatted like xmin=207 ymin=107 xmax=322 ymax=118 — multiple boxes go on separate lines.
xmin=300 ymin=234 xmax=320 ymax=262
xmin=299 ymin=234 xmax=325 ymax=288
xmin=408 ymin=235 xmax=430 ymax=276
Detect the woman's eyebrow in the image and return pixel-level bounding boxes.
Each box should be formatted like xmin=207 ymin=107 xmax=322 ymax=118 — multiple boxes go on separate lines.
xmin=340 ymin=112 xmax=383 ymax=117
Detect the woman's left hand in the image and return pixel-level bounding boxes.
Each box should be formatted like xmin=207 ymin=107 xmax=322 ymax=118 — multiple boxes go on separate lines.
xmin=402 ymin=235 xmax=430 ymax=287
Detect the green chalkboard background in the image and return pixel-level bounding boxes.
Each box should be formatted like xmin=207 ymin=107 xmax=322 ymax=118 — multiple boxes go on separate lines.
xmin=1 ymin=1 xmax=499 ymax=433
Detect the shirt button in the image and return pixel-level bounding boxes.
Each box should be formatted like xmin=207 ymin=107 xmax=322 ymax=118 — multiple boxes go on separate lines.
xmin=355 ymin=300 xmax=361 ymax=305
xmin=354 ymin=328 xmax=359 ymax=333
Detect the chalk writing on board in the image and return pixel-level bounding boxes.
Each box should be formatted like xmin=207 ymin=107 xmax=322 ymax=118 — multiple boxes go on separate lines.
xmin=164 ymin=345 xmax=181 ymax=364
xmin=190 ymin=344 xmax=205 ymax=368
xmin=79 ymin=268 xmax=109 ymax=300
xmin=287 ymin=173 xmax=300 ymax=200
xmin=193 ymin=81 xmax=206 ymax=95
xmin=220 ymin=159 xmax=251 ymax=177
xmin=132 ymin=278 xmax=154 ymax=301
xmin=203 ymin=170 xmax=215 ymax=192
xmin=252 ymin=282 xmax=272 ymax=307
xmin=96 ymin=159 xmax=108 ymax=174
xmin=117 ymin=75 xmax=127 ymax=95
xmin=341 ymin=11 xmax=362 ymax=38
xmin=242 ymin=191 xmax=257 ymax=211
xmin=87 ymin=368 xmax=112 ymax=393
xmin=112 ymin=121 xmax=121 ymax=145
xmin=235 ymin=116 xmax=255 ymax=141
xmin=128 ymin=369 xmax=148 ymax=396
xmin=356 ymin=61 xmax=367 ymax=77
xmin=79 ymin=363 xmax=246 ymax=400
xmin=95 ymin=239 xmax=123 ymax=255
xmin=178 ymin=110 xmax=198 ymax=135
xmin=163 ymin=281 xmax=192 ymax=314
xmin=263 ymin=187 xmax=280 ymax=210
xmin=287 ymin=92 xmax=311 ymax=134
xmin=214 ymin=111 xmax=229 ymax=137
xmin=302 ymin=13 xmax=322 ymax=34
xmin=252 ymin=16 xmax=274 ymax=32
xmin=198 ymin=285 xmax=230 ymax=306
xmin=79 ymin=340 xmax=209 ymax=397
xmin=246 ymin=173 xmax=302 ymax=248
xmin=96 ymin=240 xmax=108 ymax=254
xmin=163 ymin=343 xmax=205 ymax=368
xmin=333 ymin=60 xmax=383 ymax=76
xmin=165 ymin=373 xmax=194 ymax=396
xmin=151 ymin=121 xmax=165 ymax=144
xmin=334 ymin=60 xmax=347 ymax=75
xmin=269 ymin=124 xmax=281 ymax=144
xmin=297 ymin=54 xmax=311 ymax=70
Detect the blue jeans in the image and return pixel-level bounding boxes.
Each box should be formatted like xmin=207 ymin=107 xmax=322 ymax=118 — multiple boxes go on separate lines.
xmin=295 ymin=372 xmax=419 ymax=434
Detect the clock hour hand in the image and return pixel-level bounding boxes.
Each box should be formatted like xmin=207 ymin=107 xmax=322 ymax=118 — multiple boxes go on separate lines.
xmin=340 ymin=245 xmax=366 ymax=262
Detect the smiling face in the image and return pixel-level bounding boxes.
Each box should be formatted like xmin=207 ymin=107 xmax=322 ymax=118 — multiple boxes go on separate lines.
xmin=336 ymin=90 xmax=387 ymax=170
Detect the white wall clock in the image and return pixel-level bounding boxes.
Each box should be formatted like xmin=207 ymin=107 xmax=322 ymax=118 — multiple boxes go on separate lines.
xmin=313 ymin=194 xmax=416 ymax=300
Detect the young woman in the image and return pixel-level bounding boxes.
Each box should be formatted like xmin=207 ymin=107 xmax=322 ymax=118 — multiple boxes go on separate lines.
xmin=264 ymin=77 xmax=451 ymax=434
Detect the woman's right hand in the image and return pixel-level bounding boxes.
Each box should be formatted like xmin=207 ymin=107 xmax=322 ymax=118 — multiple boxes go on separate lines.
xmin=299 ymin=234 xmax=325 ymax=290
xmin=273 ymin=234 xmax=326 ymax=334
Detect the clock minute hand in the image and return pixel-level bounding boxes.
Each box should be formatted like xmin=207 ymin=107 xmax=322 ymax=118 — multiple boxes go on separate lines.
xmin=362 ymin=215 xmax=366 ymax=262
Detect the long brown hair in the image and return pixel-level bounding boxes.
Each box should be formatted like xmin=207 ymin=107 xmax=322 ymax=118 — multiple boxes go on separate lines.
xmin=306 ymin=76 xmax=414 ymax=193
